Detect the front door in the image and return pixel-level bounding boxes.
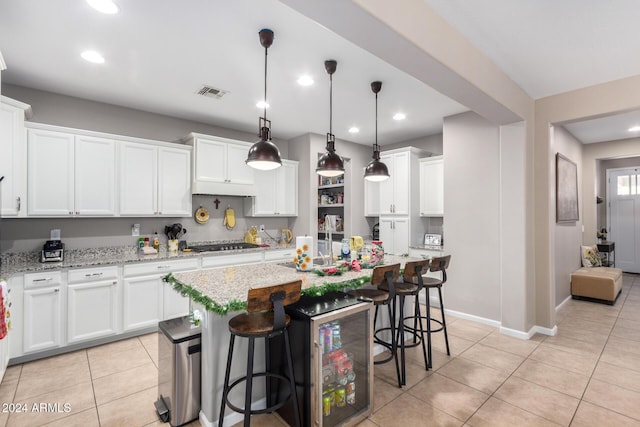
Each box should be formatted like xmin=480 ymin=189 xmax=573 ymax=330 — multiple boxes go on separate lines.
xmin=608 ymin=167 xmax=640 ymax=273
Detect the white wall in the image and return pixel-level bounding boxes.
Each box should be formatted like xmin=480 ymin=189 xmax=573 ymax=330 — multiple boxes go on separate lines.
xmin=443 ymin=111 xmax=501 ymax=321
xmin=552 ymin=126 xmax=583 ymax=307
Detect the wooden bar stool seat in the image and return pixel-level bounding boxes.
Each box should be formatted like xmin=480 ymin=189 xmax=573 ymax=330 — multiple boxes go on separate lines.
xmin=219 ymin=280 xmax=302 ymax=427
xmin=347 ymin=263 xmax=402 ymax=387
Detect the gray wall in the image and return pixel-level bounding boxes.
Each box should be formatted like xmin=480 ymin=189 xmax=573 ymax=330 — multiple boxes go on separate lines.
xmin=443 ymin=111 xmax=501 ymax=322
xmin=383 ymin=133 xmax=443 ymax=155
xmin=0 ymin=84 xmax=292 ymax=252
xmin=552 ymin=126 xmax=583 ymax=306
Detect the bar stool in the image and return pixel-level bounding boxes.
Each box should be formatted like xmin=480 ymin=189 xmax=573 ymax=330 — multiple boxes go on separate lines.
xmin=218 ymin=280 xmax=302 ymax=427
xmin=346 ymin=263 xmax=402 ymax=387
xmin=421 ymin=255 xmax=452 ymax=369
xmin=382 ymin=259 xmax=431 ymax=379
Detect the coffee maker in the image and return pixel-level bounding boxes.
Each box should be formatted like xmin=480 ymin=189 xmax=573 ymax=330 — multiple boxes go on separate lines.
xmin=40 ymin=229 xmax=64 ymax=262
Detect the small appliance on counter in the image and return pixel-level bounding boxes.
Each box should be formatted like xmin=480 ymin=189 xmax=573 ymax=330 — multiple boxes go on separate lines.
xmin=424 ymin=233 xmax=442 ymax=246
xmin=41 ymin=240 xmax=64 ymax=263
xmin=371 ymin=223 xmax=379 ymax=240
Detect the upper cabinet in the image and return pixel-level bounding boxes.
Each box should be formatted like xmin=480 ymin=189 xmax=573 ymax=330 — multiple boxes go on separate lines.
xmin=28 ymin=129 xmax=115 ymax=216
xmin=379 ymin=149 xmax=420 ymax=215
xmin=185 ymin=133 xmax=256 ymax=196
xmin=245 ymin=159 xmax=298 ymax=217
xmin=26 ymin=123 xmax=191 ymax=217
xmin=419 ymin=156 xmax=444 ymax=216
xmin=364 ymin=176 xmax=380 ymax=217
xmin=0 ymin=96 xmax=31 ymax=217
xmin=119 ymin=141 xmax=191 ymax=217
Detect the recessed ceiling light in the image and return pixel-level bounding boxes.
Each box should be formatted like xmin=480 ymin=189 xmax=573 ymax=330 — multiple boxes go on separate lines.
xmin=297 ymin=75 xmax=314 ymax=86
xmin=348 ymin=127 xmax=360 ymax=134
xmin=86 ymin=0 xmax=119 ymax=14
xmin=628 ymin=125 xmax=640 ymax=132
xmin=81 ymin=50 xmax=105 ymax=64
xmin=256 ymin=101 xmax=270 ymax=109
xmin=393 ymin=113 xmax=406 ymax=121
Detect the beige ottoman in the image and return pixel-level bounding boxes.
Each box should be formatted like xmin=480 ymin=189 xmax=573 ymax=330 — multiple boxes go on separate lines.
xmin=571 ymin=267 xmax=623 ymax=305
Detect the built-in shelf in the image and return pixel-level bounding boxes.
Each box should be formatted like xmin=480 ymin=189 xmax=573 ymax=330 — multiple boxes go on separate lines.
xmin=318 ymin=184 xmax=344 ymax=190
xmin=318 ymin=204 xmax=344 ymax=208
xmin=318 ymin=230 xmax=344 ymax=235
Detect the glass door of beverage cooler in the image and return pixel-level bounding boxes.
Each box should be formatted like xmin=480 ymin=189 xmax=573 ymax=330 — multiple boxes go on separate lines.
xmin=311 ymin=302 xmax=373 ymax=427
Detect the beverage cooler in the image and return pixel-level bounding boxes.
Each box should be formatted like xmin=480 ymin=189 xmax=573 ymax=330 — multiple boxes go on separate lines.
xmin=268 ymin=292 xmax=374 ymax=427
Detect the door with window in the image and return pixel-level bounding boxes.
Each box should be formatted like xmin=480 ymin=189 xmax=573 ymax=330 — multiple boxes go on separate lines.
xmin=608 ymin=167 xmax=640 ymax=273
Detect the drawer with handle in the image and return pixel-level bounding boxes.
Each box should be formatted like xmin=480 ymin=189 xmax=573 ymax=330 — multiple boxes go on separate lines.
xmin=123 ymin=258 xmax=199 ymax=277
xmin=24 ymin=271 xmax=63 ymax=289
xmin=68 ymin=266 xmax=118 ymax=284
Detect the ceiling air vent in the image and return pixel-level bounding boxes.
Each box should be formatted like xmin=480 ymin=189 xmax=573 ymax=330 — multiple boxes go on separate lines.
xmin=196 ymin=85 xmax=228 ymax=99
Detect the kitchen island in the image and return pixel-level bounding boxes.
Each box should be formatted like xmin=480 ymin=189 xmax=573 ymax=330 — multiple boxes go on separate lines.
xmin=168 ymin=255 xmax=418 ymax=427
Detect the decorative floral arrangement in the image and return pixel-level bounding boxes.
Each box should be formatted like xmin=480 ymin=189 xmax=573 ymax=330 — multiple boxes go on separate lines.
xmin=312 ymin=266 xmax=345 ymax=276
xmin=189 ymin=309 xmax=202 ymax=327
xmin=294 ymin=244 xmax=312 ymax=271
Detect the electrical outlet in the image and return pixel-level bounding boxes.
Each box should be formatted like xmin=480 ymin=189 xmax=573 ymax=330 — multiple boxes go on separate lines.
xmin=132 ymin=224 xmax=140 ymax=236
xmin=259 ymin=224 xmax=265 ymax=232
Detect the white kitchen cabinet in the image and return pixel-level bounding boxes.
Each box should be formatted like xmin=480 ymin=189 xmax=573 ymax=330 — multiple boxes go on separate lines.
xmin=27 ymin=128 xmax=117 ymax=216
xmin=186 ymin=133 xmax=256 ymax=196
xmin=245 ymin=159 xmax=298 ymax=216
xmin=122 ymin=275 xmax=163 ymax=331
xmin=419 ymin=156 xmax=444 ymax=216
xmin=67 ymin=266 xmax=119 ymax=344
xmin=379 ymin=151 xmax=410 ymax=215
xmin=119 ymin=141 xmax=191 ymax=216
xmin=123 ymin=259 xmax=197 ymax=330
xmin=23 ymin=271 xmax=64 ymax=353
xmin=364 ymin=179 xmax=380 ymax=217
xmin=379 ymin=216 xmax=409 ymax=255
xmin=75 ymin=135 xmax=117 ymax=215
xmin=27 ymin=129 xmax=75 ymax=216
xmin=158 ymin=146 xmax=192 ymax=216
xmin=201 ymin=252 xmax=263 ymax=268
xmin=264 ymin=248 xmax=297 ymax=262
xmin=0 ymin=96 xmax=30 ymax=217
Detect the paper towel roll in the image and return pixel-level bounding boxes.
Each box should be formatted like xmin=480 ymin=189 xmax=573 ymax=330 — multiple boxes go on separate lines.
xmin=295 ymin=236 xmax=314 ymax=271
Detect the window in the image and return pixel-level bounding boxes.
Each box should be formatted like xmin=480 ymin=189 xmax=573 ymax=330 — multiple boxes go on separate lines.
xmin=617 ymin=174 xmax=640 ymax=195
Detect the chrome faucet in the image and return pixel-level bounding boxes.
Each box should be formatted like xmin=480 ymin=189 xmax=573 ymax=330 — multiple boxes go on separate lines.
xmin=324 ymin=214 xmax=334 ymax=266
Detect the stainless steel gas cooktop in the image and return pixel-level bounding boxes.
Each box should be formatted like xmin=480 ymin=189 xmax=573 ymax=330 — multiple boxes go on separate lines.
xmin=188 ymin=243 xmax=260 ymax=252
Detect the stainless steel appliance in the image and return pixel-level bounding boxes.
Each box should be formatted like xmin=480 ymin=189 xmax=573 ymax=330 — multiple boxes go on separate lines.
xmin=188 ymin=242 xmax=260 ymax=252
xmin=156 ymin=316 xmax=201 ymax=427
xmin=268 ymin=292 xmax=374 ymax=427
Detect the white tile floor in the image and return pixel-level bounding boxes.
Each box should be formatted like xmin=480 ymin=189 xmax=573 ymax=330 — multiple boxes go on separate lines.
xmin=0 ymin=273 xmax=638 ymax=426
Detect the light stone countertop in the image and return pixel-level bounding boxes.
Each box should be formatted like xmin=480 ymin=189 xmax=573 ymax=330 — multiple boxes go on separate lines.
xmin=0 ymin=243 xmax=296 ymax=278
xmin=170 ymin=254 xmax=417 ymax=310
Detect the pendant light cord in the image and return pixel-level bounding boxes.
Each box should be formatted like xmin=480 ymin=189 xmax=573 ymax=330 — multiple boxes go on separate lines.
xmin=263 ymin=46 xmax=268 ymax=122
xmin=329 ymin=73 xmax=333 ymax=135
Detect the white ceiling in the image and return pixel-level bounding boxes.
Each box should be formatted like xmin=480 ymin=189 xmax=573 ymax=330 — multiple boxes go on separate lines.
xmin=2 ymin=1 xmax=640 ymax=146
xmin=422 ymin=0 xmax=640 ymax=144
xmin=0 ymin=0 xmax=466 ymax=146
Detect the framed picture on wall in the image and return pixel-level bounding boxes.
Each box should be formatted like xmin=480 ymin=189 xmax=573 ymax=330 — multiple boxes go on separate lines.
xmin=556 ymin=153 xmax=579 ymax=223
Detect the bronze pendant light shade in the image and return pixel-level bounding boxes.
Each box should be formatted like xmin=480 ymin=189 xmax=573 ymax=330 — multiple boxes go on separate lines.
xmin=364 ymin=81 xmax=390 ymax=182
xmin=316 ymin=60 xmax=345 ymax=177
xmin=246 ymin=29 xmax=282 ymax=171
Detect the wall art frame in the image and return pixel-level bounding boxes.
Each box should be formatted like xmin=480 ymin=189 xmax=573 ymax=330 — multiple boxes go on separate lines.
xmin=556 ymin=152 xmax=579 ymax=223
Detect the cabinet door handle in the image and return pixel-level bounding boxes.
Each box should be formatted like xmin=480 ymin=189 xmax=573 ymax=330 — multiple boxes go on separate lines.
xmin=157 ymin=265 xmax=171 ymax=269
xmin=54 ymin=288 xmax=60 ymax=293
xmin=33 ymin=278 xmax=53 ymax=283
xmin=85 ymin=272 xmax=103 ymax=277
xmin=16 ymin=197 xmax=21 ymax=212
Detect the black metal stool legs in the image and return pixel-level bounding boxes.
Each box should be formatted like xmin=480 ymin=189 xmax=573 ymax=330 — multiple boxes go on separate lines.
xmin=437 ymin=287 xmax=450 ymax=356
xmin=243 ymin=337 xmax=255 ymax=427
xmin=284 ymin=330 xmax=301 ymax=427
xmin=219 ymin=334 xmax=235 ymax=427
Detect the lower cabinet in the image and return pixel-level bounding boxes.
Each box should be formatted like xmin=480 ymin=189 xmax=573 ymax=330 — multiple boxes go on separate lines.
xmin=123 ymin=275 xmax=164 ymax=331
xmin=23 ymin=286 xmax=62 ymax=354
xmin=163 ymin=285 xmax=190 ymax=320
xmin=68 ymin=280 xmax=119 ymax=343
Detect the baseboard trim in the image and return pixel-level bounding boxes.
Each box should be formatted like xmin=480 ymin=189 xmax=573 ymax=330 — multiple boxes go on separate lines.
xmin=442 ymin=306 xmax=501 ymax=329
xmin=556 ymin=295 xmax=572 ymax=313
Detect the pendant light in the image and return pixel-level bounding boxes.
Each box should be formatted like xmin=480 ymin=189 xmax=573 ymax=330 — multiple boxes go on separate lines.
xmin=246 ymin=28 xmax=282 ymax=171
xmin=364 ymin=81 xmax=390 ymax=182
xmin=316 ymin=60 xmax=345 ymax=177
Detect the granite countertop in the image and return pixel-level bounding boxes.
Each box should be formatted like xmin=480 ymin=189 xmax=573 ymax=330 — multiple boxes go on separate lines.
xmin=0 ymin=242 xmax=296 ymax=277
xmin=409 ymin=244 xmax=445 ymax=252
xmin=167 ymin=254 xmax=418 ymax=314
